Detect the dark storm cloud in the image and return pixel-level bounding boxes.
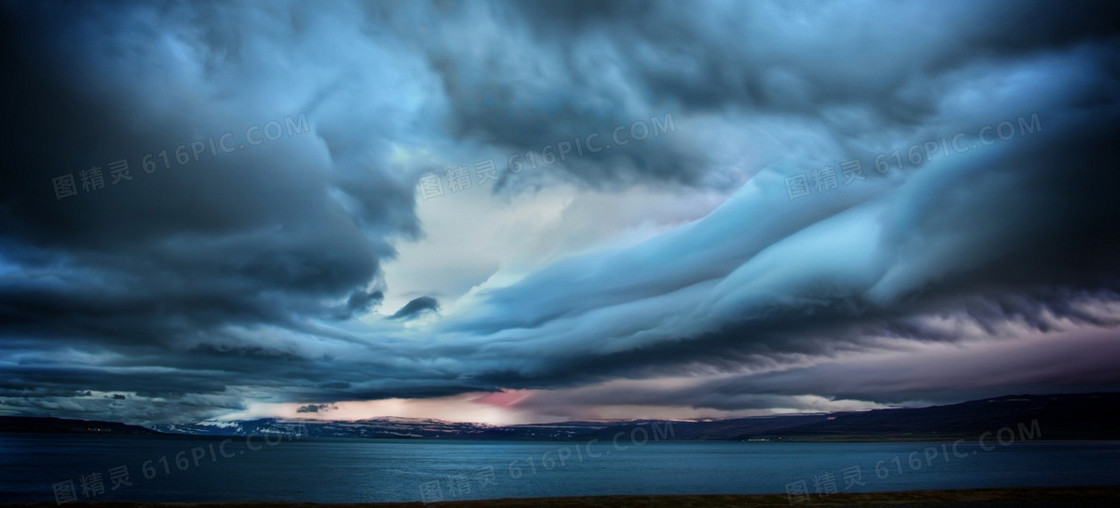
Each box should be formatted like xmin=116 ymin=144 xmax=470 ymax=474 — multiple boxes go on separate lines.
xmin=0 ymin=0 xmax=444 ymax=421
xmin=1 ymin=0 xmax=1119 ymax=423
xmin=335 ymin=289 xmax=384 ymax=319
xmin=388 ymin=296 xmax=440 ymax=320
xmin=1 ymin=2 xmax=414 ymax=345
xmin=379 ymin=0 xmax=1120 ymax=188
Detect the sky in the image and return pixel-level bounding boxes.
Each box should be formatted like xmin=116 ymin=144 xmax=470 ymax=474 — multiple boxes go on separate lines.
xmin=1 ymin=0 xmax=1119 ymax=426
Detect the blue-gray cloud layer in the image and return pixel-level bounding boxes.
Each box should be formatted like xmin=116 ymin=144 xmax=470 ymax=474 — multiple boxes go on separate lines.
xmin=1 ymin=0 xmax=1119 ymax=423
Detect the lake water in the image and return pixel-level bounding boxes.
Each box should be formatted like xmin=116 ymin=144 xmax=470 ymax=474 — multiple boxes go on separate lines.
xmin=2 ymin=434 xmax=1118 ymax=503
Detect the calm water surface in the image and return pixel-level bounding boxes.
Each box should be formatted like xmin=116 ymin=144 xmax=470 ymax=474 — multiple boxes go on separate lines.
xmin=2 ymin=434 xmax=1118 ymax=503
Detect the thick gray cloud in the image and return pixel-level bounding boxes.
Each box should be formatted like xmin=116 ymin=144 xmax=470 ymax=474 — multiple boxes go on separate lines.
xmin=1 ymin=0 xmax=1119 ymax=424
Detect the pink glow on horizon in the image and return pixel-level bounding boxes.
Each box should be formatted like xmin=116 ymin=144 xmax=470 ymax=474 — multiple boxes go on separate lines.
xmin=472 ymin=389 xmax=534 ymax=408
xmin=222 ymin=390 xmax=552 ymax=425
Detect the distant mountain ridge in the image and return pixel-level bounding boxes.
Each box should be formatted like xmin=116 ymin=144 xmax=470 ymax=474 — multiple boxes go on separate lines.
xmin=0 ymin=416 xmax=161 ymax=435
xmin=153 ymin=416 xmax=617 ymax=440
xmin=4 ymin=393 xmax=1117 ymax=441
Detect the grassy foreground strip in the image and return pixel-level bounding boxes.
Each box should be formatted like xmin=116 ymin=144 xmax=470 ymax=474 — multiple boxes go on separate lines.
xmin=4 ymin=487 xmax=1120 ymax=507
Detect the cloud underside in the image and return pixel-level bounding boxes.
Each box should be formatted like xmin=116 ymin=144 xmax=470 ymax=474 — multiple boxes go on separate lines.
xmin=1 ymin=0 xmax=1119 ymax=424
